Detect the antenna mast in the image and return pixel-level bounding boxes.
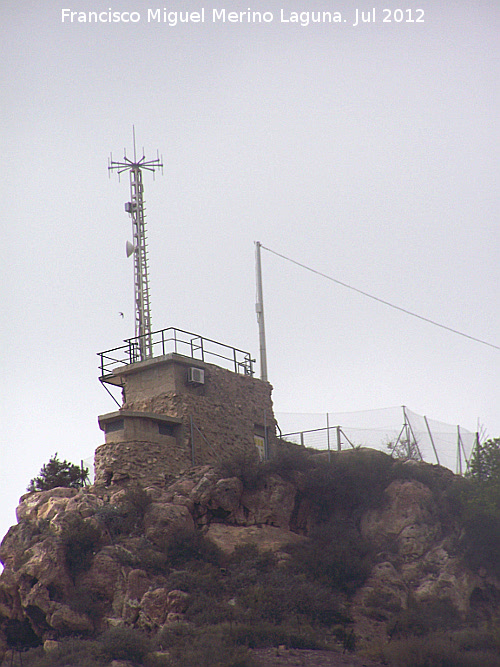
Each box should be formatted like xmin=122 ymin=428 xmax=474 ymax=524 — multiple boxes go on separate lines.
xmin=109 ymin=128 xmax=163 ymax=361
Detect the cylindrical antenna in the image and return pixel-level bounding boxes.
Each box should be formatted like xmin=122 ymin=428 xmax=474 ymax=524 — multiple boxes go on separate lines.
xmin=255 ymin=241 xmax=268 ymax=382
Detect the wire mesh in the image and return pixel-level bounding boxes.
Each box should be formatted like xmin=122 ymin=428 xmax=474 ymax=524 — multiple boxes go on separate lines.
xmin=276 ymin=406 xmax=477 ymax=474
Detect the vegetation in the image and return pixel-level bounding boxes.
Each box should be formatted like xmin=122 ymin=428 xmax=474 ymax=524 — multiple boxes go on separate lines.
xmin=61 ymin=516 xmax=102 ymax=580
xmin=12 ymin=439 xmax=500 ymax=666
xmin=27 ymin=453 xmax=88 ymax=492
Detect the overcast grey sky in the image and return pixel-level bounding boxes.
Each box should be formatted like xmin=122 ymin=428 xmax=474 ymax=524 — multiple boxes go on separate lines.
xmin=1 ymin=0 xmax=498 ymax=540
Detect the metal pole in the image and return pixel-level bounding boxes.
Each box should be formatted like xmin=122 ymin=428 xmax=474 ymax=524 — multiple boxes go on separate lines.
xmin=336 ymin=425 xmax=342 ymax=452
xmin=457 ymin=426 xmax=463 ymax=475
xmin=402 ymin=405 xmax=423 ymax=460
xmin=326 ymin=413 xmax=331 ymax=462
xmin=255 ymin=241 xmax=268 ymax=382
xmin=263 ymin=409 xmax=268 ymax=461
xmin=424 ymin=415 xmax=440 ymax=466
xmin=190 ymin=416 xmax=195 ymax=466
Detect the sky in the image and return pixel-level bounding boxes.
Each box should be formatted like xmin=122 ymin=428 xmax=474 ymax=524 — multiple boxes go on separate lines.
xmin=0 ymin=0 xmax=498 ymax=541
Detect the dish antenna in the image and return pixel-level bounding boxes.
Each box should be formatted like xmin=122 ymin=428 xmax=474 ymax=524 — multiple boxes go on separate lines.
xmin=109 ymin=127 xmax=163 ymax=360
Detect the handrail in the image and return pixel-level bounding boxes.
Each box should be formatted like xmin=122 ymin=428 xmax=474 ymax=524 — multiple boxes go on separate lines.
xmin=98 ymin=326 xmax=255 ymax=378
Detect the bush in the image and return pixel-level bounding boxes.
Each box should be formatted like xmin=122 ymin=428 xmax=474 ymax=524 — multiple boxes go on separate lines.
xmin=388 ymin=597 xmax=462 ymax=639
xmin=20 ymin=638 xmax=105 ymax=667
xmin=100 ymin=626 xmax=150 ymax=663
xmin=164 ymin=527 xmax=223 ymax=567
xmin=383 ymin=634 xmax=500 ymax=667
xmin=301 ymin=450 xmax=394 ymax=523
xmin=61 ymin=517 xmax=102 ymax=580
xmin=27 ymin=453 xmax=88 ymax=492
xmin=164 ymin=625 xmax=256 ymax=667
xmin=230 ymin=621 xmax=325 ymax=650
xmin=218 ymin=451 xmax=263 ymax=490
xmin=287 ymin=520 xmax=373 ymax=594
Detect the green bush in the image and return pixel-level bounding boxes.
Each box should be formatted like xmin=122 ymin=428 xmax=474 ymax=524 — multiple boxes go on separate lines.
xmin=218 ymin=451 xmax=263 ymax=490
xmin=20 ymin=638 xmax=105 ymax=666
xmin=461 ymin=512 xmax=500 ymax=578
xmin=389 ymin=597 xmax=462 ymax=639
xmin=157 ymin=625 xmax=256 ymax=667
xmin=164 ymin=527 xmax=223 ymax=567
xmin=230 ymin=621 xmax=325 ymax=650
xmin=383 ymin=634 xmax=500 ymax=667
xmin=100 ymin=626 xmax=150 ymax=663
xmin=27 ymin=453 xmax=88 ymax=492
xmin=61 ymin=517 xmax=102 ymax=580
xmin=287 ymin=520 xmax=373 ymax=594
xmin=300 ymin=450 xmax=394 ymax=524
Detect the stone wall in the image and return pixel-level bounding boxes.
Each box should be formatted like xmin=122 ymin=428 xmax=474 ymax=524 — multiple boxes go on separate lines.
xmin=95 ymin=354 xmax=275 ymax=486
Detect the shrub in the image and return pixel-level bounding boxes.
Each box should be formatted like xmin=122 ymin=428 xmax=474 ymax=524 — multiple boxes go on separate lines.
xmin=301 ymin=451 xmax=394 ymax=523
xmin=21 ymin=638 xmax=105 ymax=666
xmin=164 ymin=626 xmax=256 ymax=667
xmin=100 ymin=626 xmax=150 ymax=663
xmin=218 ymin=451 xmax=263 ymax=490
xmin=383 ymin=634 xmax=500 ymax=667
xmin=461 ymin=512 xmax=500 ymax=578
xmin=27 ymin=453 xmax=88 ymax=492
xmin=61 ymin=517 xmax=102 ymax=580
xmin=164 ymin=527 xmax=223 ymax=567
xmin=389 ymin=598 xmax=462 ymax=640
xmin=287 ymin=520 xmax=373 ymax=594
xmin=230 ymin=621 xmax=325 ymax=650
xmin=96 ymin=486 xmax=152 ymax=539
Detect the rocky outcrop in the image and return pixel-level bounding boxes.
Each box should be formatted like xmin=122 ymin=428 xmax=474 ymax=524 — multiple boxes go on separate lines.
xmin=0 ymin=455 xmax=499 ymax=660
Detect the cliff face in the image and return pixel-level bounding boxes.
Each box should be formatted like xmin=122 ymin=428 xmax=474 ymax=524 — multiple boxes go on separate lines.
xmin=0 ymin=451 xmax=498 ymax=662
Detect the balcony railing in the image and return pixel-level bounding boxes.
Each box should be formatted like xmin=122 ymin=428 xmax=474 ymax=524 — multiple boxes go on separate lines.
xmin=98 ymin=327 xmax=255 ymax=379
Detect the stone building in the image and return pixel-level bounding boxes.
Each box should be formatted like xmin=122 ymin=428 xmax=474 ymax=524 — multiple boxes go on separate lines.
xmin=95 ymin=328 xmax=276 ymax=486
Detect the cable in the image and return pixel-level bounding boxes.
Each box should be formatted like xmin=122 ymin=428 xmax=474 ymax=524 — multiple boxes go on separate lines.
xmin=260 ymin=244 xmax=500 ymax=351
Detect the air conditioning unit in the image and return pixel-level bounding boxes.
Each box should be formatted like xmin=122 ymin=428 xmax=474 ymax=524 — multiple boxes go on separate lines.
xmin=187 ymin=367 xmax=205 ymax=385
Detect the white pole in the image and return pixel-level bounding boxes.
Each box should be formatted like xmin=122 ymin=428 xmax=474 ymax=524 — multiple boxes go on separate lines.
xmin=255 ymin=241 xmax=268 ymax=381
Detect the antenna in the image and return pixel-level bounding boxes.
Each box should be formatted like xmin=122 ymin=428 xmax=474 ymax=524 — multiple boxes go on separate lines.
xmin=109 ymin=127 xmax=163 ymax=361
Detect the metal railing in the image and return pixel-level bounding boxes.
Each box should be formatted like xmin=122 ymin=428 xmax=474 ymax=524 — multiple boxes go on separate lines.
xmin=98 ymin=327 xmax=255 ymax=378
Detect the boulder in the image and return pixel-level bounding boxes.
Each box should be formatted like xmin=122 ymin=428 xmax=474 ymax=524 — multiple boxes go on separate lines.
xmin=206 ymin=523 xmax=306 ymax=555
xmin=144 ymin=503 xmax=193 ymax=547
xmin=239 ymin=474 xmax=297 ymax=529
xmin=139 ymin=587 xmax=169 ymax=628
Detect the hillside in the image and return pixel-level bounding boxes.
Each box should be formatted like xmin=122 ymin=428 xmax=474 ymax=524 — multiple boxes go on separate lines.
xmin=1 ymin=446 xmax=500 ymax=666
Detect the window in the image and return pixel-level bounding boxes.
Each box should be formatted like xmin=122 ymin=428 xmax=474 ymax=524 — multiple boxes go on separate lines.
xmin=105 ymin=419 xmax=124 ymax=433
xmin=158 ymin=422 xmax=176 ymax=436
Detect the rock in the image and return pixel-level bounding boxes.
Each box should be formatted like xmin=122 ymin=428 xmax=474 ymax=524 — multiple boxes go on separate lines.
xmin=43 ymin=639 xmax=60 ymax=652
xmin=139 ymin=587 xmax=169 ymax=628
xmin=209 ymin=477 xmax=243 ymax=513
xmin=144 ymin=503 xmax=193 ymax=547
xmin=79 ymin=548 xmax=124 ymax=604
xmin=16 ymin=488 xmax=78 ymax=524
xmin=166 ymin=589 xmax=189 ymax=614
xmin=49 ymin=604 xmax=94 ymax=634
xmin=206 ymin=523 xmax=306 ymax=555
xmin=126 ymin=569 xmax=151 ymax=602
xmin=239 ymin=474 xmax=297 ymax=529
xmin=360 ymin=479 xmax=440 ymax=559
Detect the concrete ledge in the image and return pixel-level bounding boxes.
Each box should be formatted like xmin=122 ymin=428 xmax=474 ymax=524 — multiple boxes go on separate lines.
xmin=98 ymin=410 xmax=183 ymax=431
xmin=100 ymin=353 xmax=206 ymax=385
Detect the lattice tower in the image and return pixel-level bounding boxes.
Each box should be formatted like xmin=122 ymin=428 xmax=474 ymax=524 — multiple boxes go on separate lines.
xmin=109 ymin=130 xmax=162 ymax=360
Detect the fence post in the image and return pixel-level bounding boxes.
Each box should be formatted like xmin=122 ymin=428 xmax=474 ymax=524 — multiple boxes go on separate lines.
xmin=336 ymin=426 xmax=342 ymax=452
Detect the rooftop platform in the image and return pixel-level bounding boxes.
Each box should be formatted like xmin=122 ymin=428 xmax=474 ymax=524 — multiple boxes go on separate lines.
xmin=98 ymin=326 xmax=255 ymax=382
